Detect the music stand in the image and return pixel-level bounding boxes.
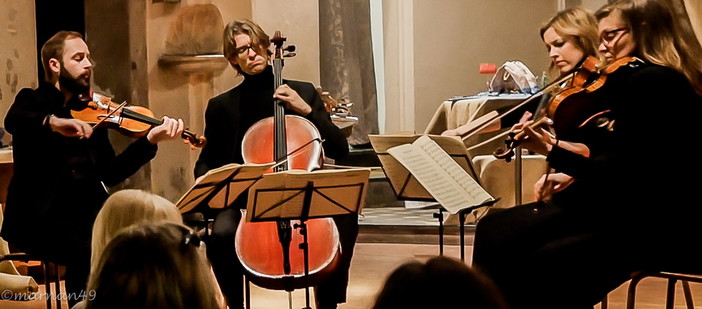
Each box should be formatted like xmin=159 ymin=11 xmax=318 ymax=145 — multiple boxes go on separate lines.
xmin=369 ymin=134 xmax=492 ymax=259
xmin=243 ymin=168 xmax=370 ymax=309
xmin=176 ymin=162 xmax=276 ymax=214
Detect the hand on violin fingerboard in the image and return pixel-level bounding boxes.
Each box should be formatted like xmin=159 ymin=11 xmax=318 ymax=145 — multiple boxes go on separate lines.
xmin=48 ymin=115 xmax=93 ymax=139
xmin=146 ymin=116 xmax=185 ymax=144
xmin=274 ymin=84 xmax=312 ymax=116
xmin=516 ymin=123 xmax=557 ymax=156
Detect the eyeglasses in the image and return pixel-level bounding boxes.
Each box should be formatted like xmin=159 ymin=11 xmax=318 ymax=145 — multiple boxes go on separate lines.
xmin=235 ymin=44 xmax=256 ymax=56
xmin=601 ymin=27 xmax=629 ymax=45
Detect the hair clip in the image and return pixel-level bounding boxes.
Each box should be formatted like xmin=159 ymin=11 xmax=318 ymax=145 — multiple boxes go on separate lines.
xmin=183 ymin=230 xmax=202 ymax=249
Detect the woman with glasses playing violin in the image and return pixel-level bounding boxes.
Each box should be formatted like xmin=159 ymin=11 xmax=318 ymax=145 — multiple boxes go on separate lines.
xmin=472 ymin=1 xmax=702 ymax=309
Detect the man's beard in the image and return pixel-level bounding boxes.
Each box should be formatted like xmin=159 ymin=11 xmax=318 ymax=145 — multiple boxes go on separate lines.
xmin=58 ymin=66 xmax=91 ymax=96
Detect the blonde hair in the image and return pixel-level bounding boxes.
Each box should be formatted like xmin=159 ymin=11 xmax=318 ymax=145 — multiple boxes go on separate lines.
xmin=540 ymin=7 xmax=602 ymax=77
xmin=596 ymin=0 xmax=702 ymax=95
xmin=90 ymin=189 xmax=182 ymax=271
xmin=86 ymin=222 xmax=220 ymax=309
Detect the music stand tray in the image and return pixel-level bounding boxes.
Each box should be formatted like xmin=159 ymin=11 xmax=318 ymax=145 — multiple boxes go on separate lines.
xmin=176 ymin=162 xmax=275 ymax=213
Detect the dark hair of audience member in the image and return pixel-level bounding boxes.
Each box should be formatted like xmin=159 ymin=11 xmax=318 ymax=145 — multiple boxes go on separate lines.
xmin=372 ymin=255 xmax=509 ymax=309
xmin=85 ymin=222 xmax=222 ymax=309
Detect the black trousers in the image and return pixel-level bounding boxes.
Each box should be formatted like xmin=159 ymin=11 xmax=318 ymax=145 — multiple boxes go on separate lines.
xmin=472 ymin=203 xmax=634 ymax=309
xmin=206 ymin=207 xmax=359 ymax=309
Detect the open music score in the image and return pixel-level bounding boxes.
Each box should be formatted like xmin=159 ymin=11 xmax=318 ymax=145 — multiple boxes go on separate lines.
xmin=387 ymin=135 xmax=493 ymax=214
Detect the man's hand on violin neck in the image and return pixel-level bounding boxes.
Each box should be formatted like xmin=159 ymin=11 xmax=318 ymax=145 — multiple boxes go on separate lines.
xmin=147 ymin=116 xmax=185 ymax=144
xmin=49 ymin=115 xmax=93 ymax=139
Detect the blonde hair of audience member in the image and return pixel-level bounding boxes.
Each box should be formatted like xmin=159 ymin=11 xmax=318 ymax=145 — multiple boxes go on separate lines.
xmin=85 ymin=222 xmax=222 ymax=309
xmin=372 ymin=255 xmax=509 ymax=309
xmin=595 ymin=0 xmax=702 ymax=95
xmin=90 ymin=189 xmax=182 ymax=271
xmin=539 ymin=6 xmax=601 ymax=77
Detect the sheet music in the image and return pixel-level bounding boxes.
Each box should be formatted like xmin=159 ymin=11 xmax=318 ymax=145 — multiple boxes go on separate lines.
xmin=388 ymin=135 xmax=493 ymax=214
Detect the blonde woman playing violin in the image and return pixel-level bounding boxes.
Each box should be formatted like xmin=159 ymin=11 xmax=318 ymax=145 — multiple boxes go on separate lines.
xmin=472 ymin=1 xmax=702 ymax=309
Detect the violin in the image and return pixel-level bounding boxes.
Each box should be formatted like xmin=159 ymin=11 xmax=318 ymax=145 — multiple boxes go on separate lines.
xmin=70 ymin=92 xmax=206 ymax=148
xmin=493 ymin=56 xmax=639 ymax=161
xmin=235 ymin=31 xmax=341 ymax=292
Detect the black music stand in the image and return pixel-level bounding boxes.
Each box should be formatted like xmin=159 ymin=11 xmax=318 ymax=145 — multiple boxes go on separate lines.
xmin=369 ymin=134 xmax=491 ymax=259
xmin=175 ymin=162 xmax=276 ymax=309
xmin=176 ymin=162 xmax=276 ymax=214
xmin=244 ymin=168 xmax=370 ymax=309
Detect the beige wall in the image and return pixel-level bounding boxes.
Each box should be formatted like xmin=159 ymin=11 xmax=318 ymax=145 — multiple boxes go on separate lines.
xmin=146 ymin=0 xmax=252 ymax=201
xmin=253 ymin=0 xmax=320 ymax=86
xmin=685 ymin=0 xmax=702 ymax=44
xmin=0 ymin=0 xmax=37 ymax=128
xmin=383 ymin=0 xmax=558 ymax=134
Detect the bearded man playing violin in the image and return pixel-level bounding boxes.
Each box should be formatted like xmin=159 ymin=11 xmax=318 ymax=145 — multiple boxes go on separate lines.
xmin=2 ymin=31 xmax=184 ymax=306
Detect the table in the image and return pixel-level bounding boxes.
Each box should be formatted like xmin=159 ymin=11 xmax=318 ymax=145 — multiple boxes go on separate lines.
xmin=1 ymin=147 xmax=13 ymax=210
xmin=424 ymin=93 xmax=531 ymax=158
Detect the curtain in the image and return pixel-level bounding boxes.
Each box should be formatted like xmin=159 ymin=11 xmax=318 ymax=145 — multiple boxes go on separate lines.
xmin=319 ymin=0 xmax=379 ymax=146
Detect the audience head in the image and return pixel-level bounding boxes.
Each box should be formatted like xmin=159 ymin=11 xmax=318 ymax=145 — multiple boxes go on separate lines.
xmin=223 ymin=19 xmax=271 ymax=75
xmin=91 ymin=189 xmax=182 ymax=271
xmin=372 ymin=255 xmax=509 ymax=309
xmin=595 ymin=0 xmax=702 ymax=94
xmin=86 ymin=222 xmax=221 ymax=309
xmin=540 ymin=7 xmax=600 ymax=75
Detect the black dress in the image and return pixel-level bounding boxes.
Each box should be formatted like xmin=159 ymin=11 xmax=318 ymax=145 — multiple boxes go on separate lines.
xmin=2 ymin=82 xmax=158 ymax=304
xmin=472 ymin=60 xmax=702 ymax=309
xmin=194 ymin=66 xmax=352 ymax=309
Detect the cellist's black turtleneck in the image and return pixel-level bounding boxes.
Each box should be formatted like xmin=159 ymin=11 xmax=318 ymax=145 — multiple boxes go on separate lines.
xmin=239 ymin=66 xmax=276 ymax=139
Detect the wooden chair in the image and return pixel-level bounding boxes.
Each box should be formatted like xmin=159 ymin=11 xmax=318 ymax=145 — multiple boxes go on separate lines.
xmin=0 ymin=253 xmax=63 ymax=309
xmin=626 ymin=271 xmax=702 ymax=309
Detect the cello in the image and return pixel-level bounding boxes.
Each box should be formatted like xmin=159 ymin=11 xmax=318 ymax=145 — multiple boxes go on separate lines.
xmin=235 ymin=31 xmax=341 ymax=292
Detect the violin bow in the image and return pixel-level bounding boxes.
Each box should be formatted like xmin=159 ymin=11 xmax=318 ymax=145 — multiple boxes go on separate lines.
xmin=90 ymin=101 xmax=128 ymax=130
xmin=458 ymin=72 xmax=575 ymax=141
